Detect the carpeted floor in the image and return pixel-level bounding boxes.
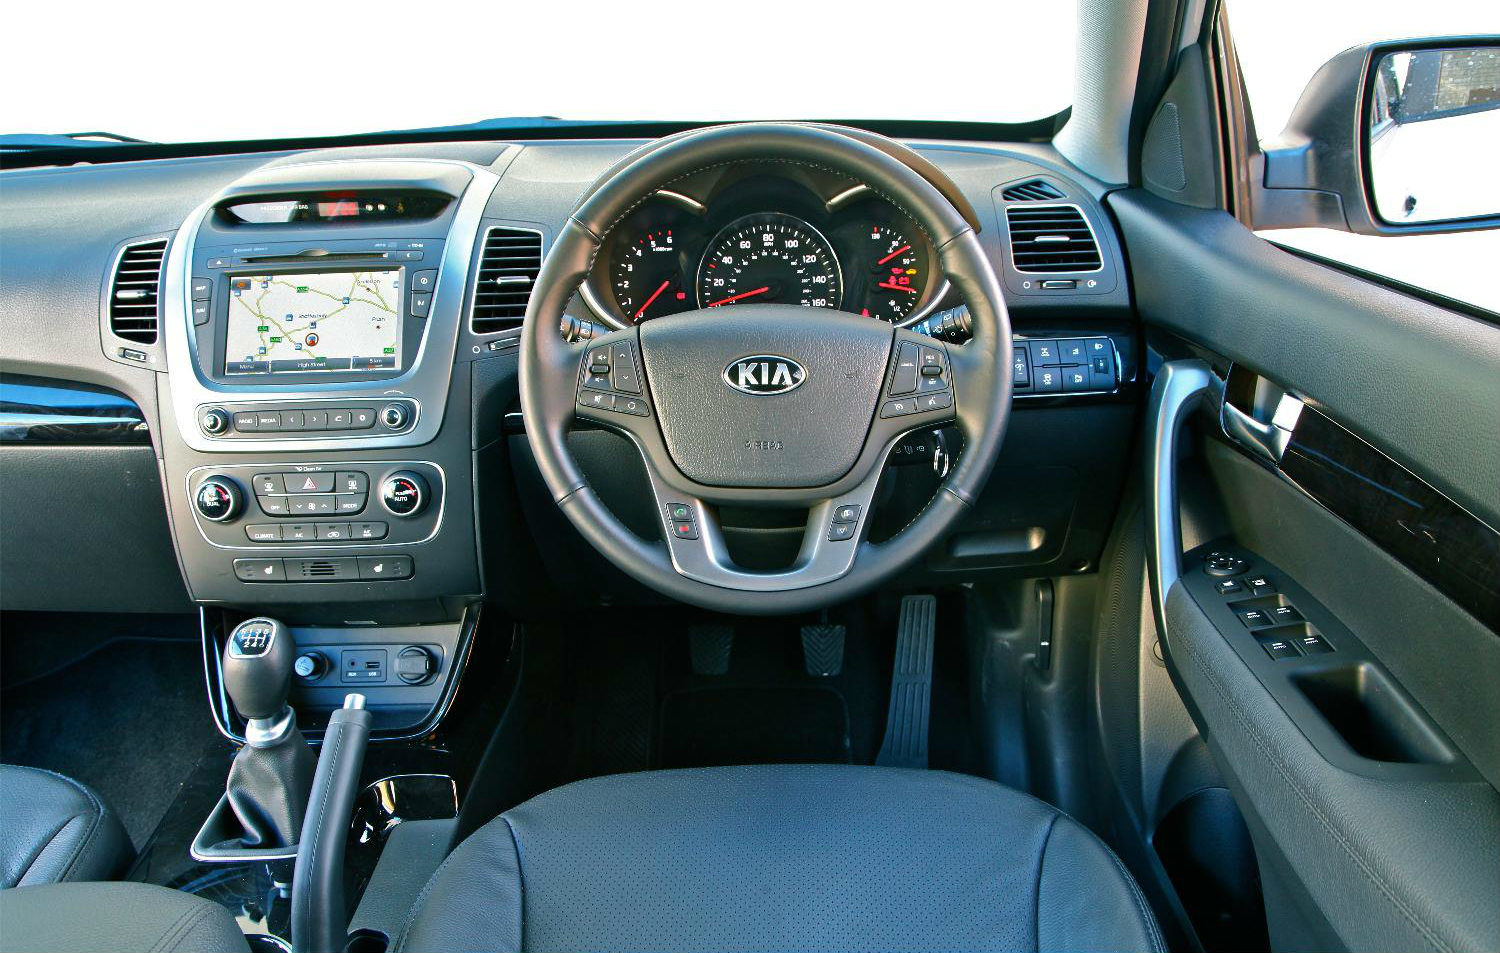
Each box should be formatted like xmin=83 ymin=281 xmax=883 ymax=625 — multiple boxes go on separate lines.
xmin=1 ymin=627 xmax=226 ymax=849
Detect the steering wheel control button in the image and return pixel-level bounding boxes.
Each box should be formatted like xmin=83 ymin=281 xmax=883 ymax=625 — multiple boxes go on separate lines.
xmin=665 ymin=504 xmax=699 ymax=540
xmin=667 ymin=503 xmax=693 ymax=521
xmin=380 ymin=472 xmax=428 ymax=517
xmin=618 ymin=396 xmax=650 ymax=416
xmin=233 ymin=558 xmax=286 ymax=582
xmin=880 ymin=397 xmax=921 ymax=418
xmin=827 ymin=521 xmax=857 ymax=542
xmin=611 ymin=343 xmax=642 ymax=393
xmin=195 ymin=477 xmax=243 ymax=522
xmin=889 ymin=343 xmax=919 ymax=395
xmin=1204 ymin=552 xmax=1248 ymax=576
xmin=918 ymin=392 xmax=953 ymax=412
xmin=580 ymin=389 xmax=617 ymax=411
xmin=357 ymin=555 xmax=413 ymax=580
xmin=833 ymin=504 xmax=861 ymax=524
xmin=671 ymin=521 xmax=699 ymax=540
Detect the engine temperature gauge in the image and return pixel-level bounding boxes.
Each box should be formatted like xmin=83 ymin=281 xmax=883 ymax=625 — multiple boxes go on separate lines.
xmin=860 ymin=226 xmax=926 ymax=321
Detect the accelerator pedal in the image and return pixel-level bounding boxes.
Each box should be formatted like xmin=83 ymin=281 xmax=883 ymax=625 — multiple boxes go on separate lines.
xmin=688 ymin=624 xmax=734 ymax=675
xmin=875 ymin=595 xmax=937 ymax=769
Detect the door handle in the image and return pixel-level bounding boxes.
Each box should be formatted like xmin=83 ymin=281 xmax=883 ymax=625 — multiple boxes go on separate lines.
xmin=1221 ymin=387 xmax=1304 ymax=466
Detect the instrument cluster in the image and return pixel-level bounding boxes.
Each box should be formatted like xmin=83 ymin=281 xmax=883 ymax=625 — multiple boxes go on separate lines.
xmin=582 ymin=166 xmax=948 ymax=327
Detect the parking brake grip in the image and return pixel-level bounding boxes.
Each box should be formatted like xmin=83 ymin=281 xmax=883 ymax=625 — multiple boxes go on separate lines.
xmin=222 ymin=617 xmax=316 ymax=849
xmin=291 ymin=693 xmax=372 ymax=953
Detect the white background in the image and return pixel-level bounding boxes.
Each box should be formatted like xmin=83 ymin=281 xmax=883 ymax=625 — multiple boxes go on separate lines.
xmin=3 ymin=0 xmax=1494 ymax=312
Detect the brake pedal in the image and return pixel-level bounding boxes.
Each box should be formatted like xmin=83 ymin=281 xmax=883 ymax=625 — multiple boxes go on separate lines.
xmin=688 ymin=624 xmax=734 ymax=675
xmin=875 ymin=595 xmax=937 ymax=769
xmin=800 ymin=616 xmax=845 ymax=677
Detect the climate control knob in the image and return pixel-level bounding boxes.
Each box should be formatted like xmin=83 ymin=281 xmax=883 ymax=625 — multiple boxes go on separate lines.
xmin=380 ymin=470 xmax=428 ymax=518
xmin=194 ymin=476 xmax=243 ymax=523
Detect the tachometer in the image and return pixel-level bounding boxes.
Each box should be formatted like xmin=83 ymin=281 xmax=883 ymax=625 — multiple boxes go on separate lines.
xmin=612 ymin=229 xmax=692 ymax=322
xmin=860 ymin=225 xmax=925 ymax=321
xmin=696 ymin=213 xmax=842 ymax=310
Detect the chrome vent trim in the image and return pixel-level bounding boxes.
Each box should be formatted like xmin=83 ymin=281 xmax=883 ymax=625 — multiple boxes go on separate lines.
xmin=1005 ymin=204 xmax=1103 ymax=274
xmin=470 ymin=226 xmax=543 ymax=334
xmin=109 ymin=239 xmax=168 ymax=343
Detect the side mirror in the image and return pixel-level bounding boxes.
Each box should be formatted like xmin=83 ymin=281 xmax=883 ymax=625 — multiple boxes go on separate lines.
xmin=1255 ymin=37 xmax=1500 ymax=235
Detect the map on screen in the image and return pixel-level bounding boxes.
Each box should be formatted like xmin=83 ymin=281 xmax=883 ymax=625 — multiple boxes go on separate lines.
xmin=224 ymin=270 xmax=402 ymax=374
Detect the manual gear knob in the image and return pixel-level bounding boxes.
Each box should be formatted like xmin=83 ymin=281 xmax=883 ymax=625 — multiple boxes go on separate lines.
xmin=223 ymin=617 xmax=295 ymax=722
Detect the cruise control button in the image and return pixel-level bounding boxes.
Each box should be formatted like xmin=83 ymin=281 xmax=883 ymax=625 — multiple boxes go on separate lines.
xmin=612 ymin=343 xmax=642 ymax=394
xmin=880 ymin=397 xmax=920 ymax=418
xmin=358 ymin=555 xmax=413 ymax=580
xmin=286 ymin=472 xmax=335 ymax=494
xmin=917 ymin=391 xmax=953 ymax=412
xmin=889 ymin=342 xmax=919 ymax=396
xmin=233 ymin=558 xmax=285 ymax=582
xmin=245 ymin=524 xmax=282 ymax=542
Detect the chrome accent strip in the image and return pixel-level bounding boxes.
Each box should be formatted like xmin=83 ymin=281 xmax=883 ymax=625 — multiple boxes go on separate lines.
xmin=245 ymin=705 xmax=296 ymax=748
xmin=1222 ymin=395 xmax=1303 ymax=465
xmin=1144 ymin=360 xmax=1221 ymax=640
xmin=163 ymin=159 xmax=500 ymax=453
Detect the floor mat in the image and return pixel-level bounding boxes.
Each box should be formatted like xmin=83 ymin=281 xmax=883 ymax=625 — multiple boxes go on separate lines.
xmin=0 ymin=637 xmax=225 ymax=848
xmin=658 ymin=685 xmax=851 ymax=768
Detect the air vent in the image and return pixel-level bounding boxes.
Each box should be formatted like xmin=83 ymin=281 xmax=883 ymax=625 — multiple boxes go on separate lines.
xmin=1001 ymin=179 xmax=1065 ymax=202
xmin=471 ymin=226 xmax=543 ymax=334
xmin=1005 ymin=205 xmax=1102 ymax=274
xmin=108 ymin=239 xmax=168 ymax=344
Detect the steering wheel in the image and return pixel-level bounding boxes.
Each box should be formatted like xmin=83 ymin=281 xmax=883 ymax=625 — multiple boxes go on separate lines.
xmin=520 ymin=123 xmax=1012 ymax=614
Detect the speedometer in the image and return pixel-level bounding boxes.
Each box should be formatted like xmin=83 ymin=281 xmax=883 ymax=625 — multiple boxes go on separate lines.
xmin=696 ymin=213 xmax=842 ymax=310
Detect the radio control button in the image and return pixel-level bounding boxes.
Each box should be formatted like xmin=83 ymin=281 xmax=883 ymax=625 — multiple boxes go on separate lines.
xmin=232 ymin=412 xmax=259 ymax=432
xmin=190 ymin=277 xmax=214 ymax=300
xmin=410 ymin=293 xmax=432 ymax=318
xmin=351 ymin=408 xmax=376 ymax=429
xmin=411 ymin=270 xmax=437 ymax=292
xmin=281 ymin=410 xmax=306 ymax=430
xmin=200 ymin=408 xmax=231 ymax=435
xmin=304 ymin=410 xmax=328 ymax=430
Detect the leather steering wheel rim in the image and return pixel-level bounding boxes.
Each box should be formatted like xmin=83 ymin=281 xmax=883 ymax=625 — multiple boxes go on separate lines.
xmin=520 ymin=122 xmax=1012 ymax=614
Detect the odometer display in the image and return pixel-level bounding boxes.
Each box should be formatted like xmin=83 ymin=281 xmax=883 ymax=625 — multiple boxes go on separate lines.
xmin=696 ymin=213 xmax=842 ymax=310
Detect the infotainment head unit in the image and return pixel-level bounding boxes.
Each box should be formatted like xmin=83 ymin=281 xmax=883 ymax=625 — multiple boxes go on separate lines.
xmin=224 ymin=269 xmax=402 ymax=375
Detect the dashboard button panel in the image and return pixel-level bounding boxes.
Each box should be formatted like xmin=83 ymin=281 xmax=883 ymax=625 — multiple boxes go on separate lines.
xmin=197 ymin=399 xmax=413 ymax=438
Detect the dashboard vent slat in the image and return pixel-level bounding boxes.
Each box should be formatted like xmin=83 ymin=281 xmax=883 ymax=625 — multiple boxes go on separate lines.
xmin=1001 ymin=179 xmax=1065 ymax=202
xmin=470 ymin=226 xmax=543 ymax=335
xmin=108 ymin=239 xmax=168 ymax=344
xmin=1005 ymin=205 xmax=1102 ymax=274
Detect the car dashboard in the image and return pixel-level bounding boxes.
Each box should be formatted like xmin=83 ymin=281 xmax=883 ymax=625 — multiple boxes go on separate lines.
xmin=0 ymin=132 xmax=1137 ymax=739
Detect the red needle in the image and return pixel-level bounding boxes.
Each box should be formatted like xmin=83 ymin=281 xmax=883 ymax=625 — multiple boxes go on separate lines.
xmin=878 ymin=281 xmax=919 ymax=294
xmin=705 ymin=285 xmax=770 ymax=307
xmin=634 ymin=279 xmax=671 ymax=320
xmin=877 ymin=244 xmax=911 ymax=265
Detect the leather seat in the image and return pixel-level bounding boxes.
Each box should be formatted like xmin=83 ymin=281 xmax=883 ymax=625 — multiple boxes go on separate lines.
xmin=0 ymin=765 xmax=132 ymax=888
xmin=396 ymin=765 xmax=1164 ymax=953
xmin=0 ymin=882 xmax=249 ymax=953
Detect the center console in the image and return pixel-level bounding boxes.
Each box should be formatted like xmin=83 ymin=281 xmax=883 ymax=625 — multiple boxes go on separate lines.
xmin=155 ymin=159 xmax=502 ymax=738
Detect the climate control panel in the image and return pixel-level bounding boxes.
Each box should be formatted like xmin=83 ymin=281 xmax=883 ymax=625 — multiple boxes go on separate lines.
xmin=186 ymin=461 xmax=443 ymax=552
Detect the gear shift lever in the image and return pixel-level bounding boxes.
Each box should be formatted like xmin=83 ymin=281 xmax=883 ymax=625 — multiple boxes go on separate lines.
xmin=223 ymin=617 xmax=315 ymax=849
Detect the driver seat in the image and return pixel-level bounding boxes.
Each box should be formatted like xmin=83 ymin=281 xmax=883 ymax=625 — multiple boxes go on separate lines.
xmin=396 ymin=765 xmax=1164 ymax=953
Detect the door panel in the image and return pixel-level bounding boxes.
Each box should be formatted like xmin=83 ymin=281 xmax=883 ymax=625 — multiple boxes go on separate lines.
xmin=1120 ymin=187 xmax=1500 ymax=952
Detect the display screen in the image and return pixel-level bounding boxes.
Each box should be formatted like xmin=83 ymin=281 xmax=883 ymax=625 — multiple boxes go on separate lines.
xmin=224 ymin=270 xmax=402 ymax=375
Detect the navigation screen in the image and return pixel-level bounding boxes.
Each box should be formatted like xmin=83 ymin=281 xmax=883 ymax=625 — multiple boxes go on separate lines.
xmin=224 ymin=270 xmax=402 ymax=375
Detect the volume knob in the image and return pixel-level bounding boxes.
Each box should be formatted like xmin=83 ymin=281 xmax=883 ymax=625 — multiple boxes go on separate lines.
xmin=200 ymin=408 xmax=231 ymax=435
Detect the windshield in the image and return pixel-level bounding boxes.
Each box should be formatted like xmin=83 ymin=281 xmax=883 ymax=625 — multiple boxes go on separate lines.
xmin=2 ymin=1 xmax=1076 ymax=144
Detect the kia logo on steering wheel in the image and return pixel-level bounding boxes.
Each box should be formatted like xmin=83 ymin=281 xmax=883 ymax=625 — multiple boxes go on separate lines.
xmin=723 ymin=355 xmax=806 ymax=396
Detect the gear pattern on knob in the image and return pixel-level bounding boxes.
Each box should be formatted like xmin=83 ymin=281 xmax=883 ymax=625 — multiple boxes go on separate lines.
xmin=231 ymin=619 xmax=277 ymax=658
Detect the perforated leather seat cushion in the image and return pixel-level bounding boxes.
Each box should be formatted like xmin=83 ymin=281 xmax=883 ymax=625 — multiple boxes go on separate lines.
xmin=396 ymin=764 xmax=1164 ymax=953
